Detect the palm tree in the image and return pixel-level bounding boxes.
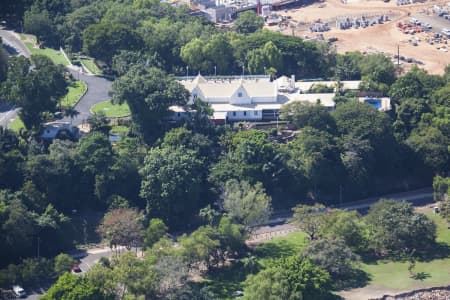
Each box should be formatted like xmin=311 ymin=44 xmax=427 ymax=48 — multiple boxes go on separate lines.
xmin=64 ymin=107 xmax=79 ymax=125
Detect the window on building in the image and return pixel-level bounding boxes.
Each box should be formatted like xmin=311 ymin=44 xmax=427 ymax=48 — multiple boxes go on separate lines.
xmin=254 ymin=111 xmax=258 ymax=116
xmin=177 ymin=112 xmax=181 ymax=117
xmin=193 ymin=94 xmax=198 ymax=99
xmin=243 ymin=111 xmax=247 ymax=116
xmin=232 ymin=111 xmax=236 ymax=116
xmin=238 ymin=92 xmax=242 ymax=97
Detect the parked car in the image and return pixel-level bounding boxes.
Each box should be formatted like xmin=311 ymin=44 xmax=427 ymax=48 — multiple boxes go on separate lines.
xmin=71 ymin=264 xmax=82 ymax=273
xmin=12 ymin=285 xmax=26 ymax=298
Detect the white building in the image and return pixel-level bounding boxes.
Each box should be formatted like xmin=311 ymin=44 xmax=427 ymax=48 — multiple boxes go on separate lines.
xmin=179 ymin=74 xmax=390 ymax=123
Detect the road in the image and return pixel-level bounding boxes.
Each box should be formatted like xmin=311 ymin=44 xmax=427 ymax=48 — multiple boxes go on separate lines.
xmin=63 ymin=69 xmax=113 ymax=126
xmin=250 ymin=187 xmax=433 ymax=240
xmin=0 ymin=27 xmax=112 ymax=128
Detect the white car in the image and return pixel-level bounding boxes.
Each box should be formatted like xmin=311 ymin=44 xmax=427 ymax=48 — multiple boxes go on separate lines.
xmin=12 ymin=285 xmax=26 ymax=298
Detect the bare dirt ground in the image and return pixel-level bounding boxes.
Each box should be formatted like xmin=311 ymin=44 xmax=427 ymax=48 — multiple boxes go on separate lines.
xmin=271 ymin=0 xmax=450 ymax=74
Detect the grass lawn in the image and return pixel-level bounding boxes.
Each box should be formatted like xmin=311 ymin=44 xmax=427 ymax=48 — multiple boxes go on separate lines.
xmin=80 ymin=58 xmax=102 ymax=75
xmin=60 ymin=80 xmax=87 ymax=108
xmin=359 ymin=210 xmax=450 ymax=291
xmin=91 ymin=100 xmax=131 ymax=118
xmin=110 ymin=125 xmax=129 ymax=136
xmin=206 ymin=231 xmax=308 ymax=299
xmin=7 ymin=117 xmax=25 ymax=132
xmin=24 ymin=41 xmax=70 ymax=66
xmin=206 ymin=208 xmax=450 ymax=299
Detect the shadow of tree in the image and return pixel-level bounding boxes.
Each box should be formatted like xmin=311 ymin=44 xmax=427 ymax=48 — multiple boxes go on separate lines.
xmin=410 ymin=272 xmax=431 ymax=281
xmin=334 ymin=267 xmax=371 ymax=291
xmin=253 ymin=240 xmax=298 ymax=261
xmin=416 ymin=242 xmax=450 ymax=262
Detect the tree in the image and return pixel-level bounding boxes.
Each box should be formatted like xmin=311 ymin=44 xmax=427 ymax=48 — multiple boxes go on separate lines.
xmin=139 ymin=146 xmax=205 ymax=228
xmin=221 ymin=179 xmax=272 ymax=229
xmin=76 ymin=132 xmax=113 ymax=175
xmin=97 ymin=208 xmax=144 ymax=250
xmin=1 ymin=55 xmax=67 ymax=130
xmin=303 ymin=237 xmax=359 ymax=278
xmin=23 ymin=7 xmax=57 ymax=45
xmin=279 ymin=102 xmax=336 ymax=133
xmin=54 ymin=253 xmax=76 ymax=277
xmin=179 ymin=226 xmax=220 ymax=270
xmin=242 ymin=267 xmax=299 ymax=300
xmin=393 ymin=97 xmax=429 ymax=140
xmin=0 ymin=40 xmax=8 ymax=82
xmin=144 ymin=218 xmax=168 ymax=249
xmin=205 ymin=34 xmax=235 ymax=75
xmin=82 ymin=22 xmax=143 ymax=63
xmin=112 ymin=66 xmax=189 ymax=143
xmin=365 ymin=199 xmax=436 ymax=255
xmin=243 ymin=255 xmax=332 ymax=300
xmin=234 ymin=11 xmax=264 ymax=34
xmin=180 ymin=38 xmax=208 ymax=73
xmin=210 ymin=129 xmax=288 ymax=193
xmin=286 ymin=128 xmax=343 ymax=194
xmin=247 ymin=41 xmax=283 ymax=75
xmin=358 ymin=53 xmax=396 ymax=86
xmin=321 ymin=209 xmax=367 ymax=252
xmin=290 ymin=204 xmax=328 ymax=241
xmin=42 ymin=272 xmax=106 ymax=300
xmin=406 ymin=126 xmax=449 ymax=173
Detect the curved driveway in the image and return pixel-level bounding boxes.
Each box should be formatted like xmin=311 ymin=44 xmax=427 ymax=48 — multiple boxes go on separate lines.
xmin=0 ymin=27 xmax=112 ymax=127
xmin=64 ymin=70 xmax=112 ymax=126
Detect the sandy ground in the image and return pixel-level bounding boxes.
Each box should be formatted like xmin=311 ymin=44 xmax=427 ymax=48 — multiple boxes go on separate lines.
xmin=271 ymin=0 xmax=450 ymax=74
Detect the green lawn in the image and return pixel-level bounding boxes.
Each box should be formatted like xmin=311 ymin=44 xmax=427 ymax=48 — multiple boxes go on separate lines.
xmin=80 ymin=58 xmax=102 ymax=75
xmin=91 ymin=101 xmax=131 ymax=118
xmin=110 ymin=125 xmax=129 ymax=136
xmin=24 ymin=41 xmax=70 ymax=66
xmin=60 ymin=80 xmax=87 ymax=108
xmin=206 ymin=209 xmax=450 ymax=299
xmin=206 ymin=231 xmax=308 ymax=299
xmin=359 ymin=210 xmax=450 ymax=291
xmin=7 ymin=117 xmax=25 ymax=132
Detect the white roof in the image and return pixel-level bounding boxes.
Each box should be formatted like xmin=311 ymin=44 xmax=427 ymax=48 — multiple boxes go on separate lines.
xmin=296 ymin=80 xmax=361 ymax=91
xmin=180 ymin=77 xmax=276 ymax=99
xmin=210 ymin=103 xmax=282 ymax=112
xmin=286 ymin=93 xmax=336 ymax=107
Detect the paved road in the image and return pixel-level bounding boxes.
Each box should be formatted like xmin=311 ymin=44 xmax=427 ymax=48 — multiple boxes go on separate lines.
xmin=0 ymin=27 xmax=30 ymax=58
xmin=251 ymin=187 xmax=434 ymax=238
xmin=63 ymin=69 xmax=113 ymax=126
xmin=0 ymin=27 xmax=112 ymax=128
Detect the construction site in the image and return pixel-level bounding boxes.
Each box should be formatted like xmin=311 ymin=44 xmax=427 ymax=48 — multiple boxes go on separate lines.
xmin=265 ymin=0 xmax=450 ymax=74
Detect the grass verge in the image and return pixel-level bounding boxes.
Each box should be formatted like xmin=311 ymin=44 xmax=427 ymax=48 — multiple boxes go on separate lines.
xmin=24 ymin=41 xmax=70 ymax=66
xmin=91 ymin=101 xmax=131 ymax=118
xmin=80 ymin=58 xmax=102 ymax=75
xmin=60 ymin=80 xmax=87 ymax=108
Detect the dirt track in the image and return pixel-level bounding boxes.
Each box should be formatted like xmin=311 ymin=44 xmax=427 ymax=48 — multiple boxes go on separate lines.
xmin=272 ymin=0 xmax=450 ymax=74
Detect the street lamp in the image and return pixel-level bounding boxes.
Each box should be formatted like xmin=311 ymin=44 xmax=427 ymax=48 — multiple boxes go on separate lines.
xmin=264 ymin=66 xmax=266 ymax=76
xmin=214 ymin=65 xmax=217 ymax=77
xmin=186 ymin=66 xmax=189 ymax=80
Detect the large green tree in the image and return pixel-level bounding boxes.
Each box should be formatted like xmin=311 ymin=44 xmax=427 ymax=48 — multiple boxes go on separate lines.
xmin=365 ymin=199 xmax=436 ymax=255
xmin=1 ymin=55 xmax=67 ymax=131
xmin=112 ymin=66 xmax=189 ymax=143
xmin=139 ymin=146 xmax=205 ymax=228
